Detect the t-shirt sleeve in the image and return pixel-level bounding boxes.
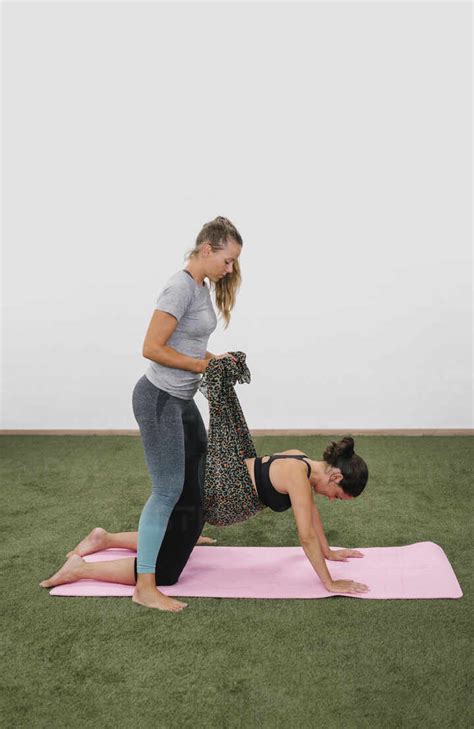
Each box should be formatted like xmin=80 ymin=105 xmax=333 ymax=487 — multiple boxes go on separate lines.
xmin=155 ymin=277 xmax=194 ymax=322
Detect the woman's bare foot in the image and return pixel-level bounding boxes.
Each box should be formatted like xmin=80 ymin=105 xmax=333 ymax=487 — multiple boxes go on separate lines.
xmin=66 ymin=527 xmax=108 ymax=558
xmin=39 ymin=554 xmax=85 ymax=588
xmin=196 ymin=535 xmax=217 ymax=545
xmin=132 ymin=587 xmax=188 ymax=612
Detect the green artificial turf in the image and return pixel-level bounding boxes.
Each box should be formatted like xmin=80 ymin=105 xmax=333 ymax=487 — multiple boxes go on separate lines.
xmin=1 ymin=435 xmax=472 ymax=729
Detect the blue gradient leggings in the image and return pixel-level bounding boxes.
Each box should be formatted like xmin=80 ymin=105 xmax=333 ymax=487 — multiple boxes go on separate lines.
xmin=132 ymin=374 xmax=207 ymax=575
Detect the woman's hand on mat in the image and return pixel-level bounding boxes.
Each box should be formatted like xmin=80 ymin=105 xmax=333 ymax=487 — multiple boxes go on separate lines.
xmin=327 ymin=549 xmax=364 ymax=561
xmin=325 ymin=579 xmax=370 ymax=594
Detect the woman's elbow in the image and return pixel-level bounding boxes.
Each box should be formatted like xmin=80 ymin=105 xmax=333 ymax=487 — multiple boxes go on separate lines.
xmin=299 ymin=530 xmax=319 ymax=547
xmin=143 ymin=342 xmax=161 ymax=360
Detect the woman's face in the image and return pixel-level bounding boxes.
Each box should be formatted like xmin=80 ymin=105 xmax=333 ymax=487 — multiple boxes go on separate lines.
xmin=314 ymin=469 xmax=354 ymax=501
xmin=321 ymin=483 xmax=353 ymax=501
xmin=205 ymin=238 xmax=241 ymax=281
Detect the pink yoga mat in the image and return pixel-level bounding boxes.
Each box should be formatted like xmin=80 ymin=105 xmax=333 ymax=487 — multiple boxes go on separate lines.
xmin=49 ymin=541 xmax=462 ymax=599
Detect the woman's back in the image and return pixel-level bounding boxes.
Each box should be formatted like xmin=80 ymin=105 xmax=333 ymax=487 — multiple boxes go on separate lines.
xmin=249 ymin=451 xmax=311 ymax=511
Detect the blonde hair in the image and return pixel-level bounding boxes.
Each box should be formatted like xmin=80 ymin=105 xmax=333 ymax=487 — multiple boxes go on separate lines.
xmin=185 ymin=216 xmax=243 ymax=329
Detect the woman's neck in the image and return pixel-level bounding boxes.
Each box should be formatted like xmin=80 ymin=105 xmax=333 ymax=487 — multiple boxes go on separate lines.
xmin=307 ymin=460 xmax=327 ymax=491
xmin=184 ymin=261 xmax=206 ymax=286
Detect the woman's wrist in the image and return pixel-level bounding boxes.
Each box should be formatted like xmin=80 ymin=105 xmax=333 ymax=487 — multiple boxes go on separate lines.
xmin=198 ymin=358 xmax=210 ymax=374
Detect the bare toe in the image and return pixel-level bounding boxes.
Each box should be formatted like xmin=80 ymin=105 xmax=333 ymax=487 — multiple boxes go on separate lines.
xmin=40 ymin=553 xmax=84 ymax=588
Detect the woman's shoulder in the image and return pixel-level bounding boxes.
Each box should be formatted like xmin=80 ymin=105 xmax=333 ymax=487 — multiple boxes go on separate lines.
xmin=268 ymin=452 xmax=311 ymax=494
xmin=272 ymin=449 xmax=307 ymax=456
xmin=163 ymin=270 xmax=195 ymax=289
xmin=157 ymin=270 xmax=196 ymax=300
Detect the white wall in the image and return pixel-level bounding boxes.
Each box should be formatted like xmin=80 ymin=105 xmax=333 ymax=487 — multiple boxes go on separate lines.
xmin=2 ymin=1 xmax=472 ymax=430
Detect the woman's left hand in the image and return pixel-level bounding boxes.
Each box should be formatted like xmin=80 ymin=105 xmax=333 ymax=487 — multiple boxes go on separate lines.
xmin=214 ymin=352 xmax=238 ymax=363
xmin=327 ymin=549 xmax=364 ymax=561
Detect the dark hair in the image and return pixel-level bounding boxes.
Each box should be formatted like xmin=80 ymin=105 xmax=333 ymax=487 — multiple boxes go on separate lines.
xmin=322 ymin=436 xmax=368 ymax=497
xmin=185 ymin=216 xmax=243 ymax=329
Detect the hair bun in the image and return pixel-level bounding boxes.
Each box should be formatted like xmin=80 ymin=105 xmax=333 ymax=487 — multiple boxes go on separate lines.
xmin=341 ymin=436 xmax=355 ymax=458
xmin=323 ymin=436 xmax=355 ymax=465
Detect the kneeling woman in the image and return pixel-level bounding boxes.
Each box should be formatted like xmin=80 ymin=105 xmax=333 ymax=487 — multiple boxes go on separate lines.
xmin=40 ymin=436 xmax=370 ymax=609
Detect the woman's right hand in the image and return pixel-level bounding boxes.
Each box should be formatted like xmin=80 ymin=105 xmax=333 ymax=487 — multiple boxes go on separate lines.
xmin=201 ymin=353 xmax=237 ymax=372
xmin=201 ymin=358 xmax=212 ymax=372
xmin=325 ymin=579 xmax=370 ymax=594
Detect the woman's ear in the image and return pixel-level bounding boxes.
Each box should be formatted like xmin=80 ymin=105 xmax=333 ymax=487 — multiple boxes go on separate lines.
xmin=332 ymin=469 xmax=343 ymax=484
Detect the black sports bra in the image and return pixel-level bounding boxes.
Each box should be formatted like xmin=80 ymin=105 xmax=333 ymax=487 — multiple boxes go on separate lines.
xmin=254 ymin=454 xmax=312 ymax=512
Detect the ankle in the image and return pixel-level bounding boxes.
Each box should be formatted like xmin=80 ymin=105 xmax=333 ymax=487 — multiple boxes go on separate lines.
xmin=75 ymin=559 xmax=88 ymax=578
xmin=136 ymin=573 xmax=156 ymax=588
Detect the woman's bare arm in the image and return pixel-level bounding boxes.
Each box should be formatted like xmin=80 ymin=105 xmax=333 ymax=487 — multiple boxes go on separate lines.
xmin=287 ymin=472 xmax=333 ymax=588
xmin=142 ymin=310 xmax=206 ymax=373
xmin=286 ymin=473 xmax=370 ymax=594
xmin=311 ymin=502 xmax=331 ymax=559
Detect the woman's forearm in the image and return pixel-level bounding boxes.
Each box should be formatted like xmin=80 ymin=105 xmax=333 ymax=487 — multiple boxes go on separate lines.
xmin=300 ymin=534 xmax=333 ymax=588
xmin=205 ymin=351 xmax=216 ymax=359
xmin=311 ymin=504 xmax=331 ymax=558
xmin=144 ymin=344 xmax=206 ymax=374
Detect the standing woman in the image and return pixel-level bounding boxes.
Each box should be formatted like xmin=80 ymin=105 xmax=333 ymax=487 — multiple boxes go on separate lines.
xmin=132 ymin=216 xmax=243 ymax=611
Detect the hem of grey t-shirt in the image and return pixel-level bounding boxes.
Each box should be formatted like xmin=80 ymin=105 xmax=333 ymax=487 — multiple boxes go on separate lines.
xmin=144 ymin=370 xmax=198 ymax=401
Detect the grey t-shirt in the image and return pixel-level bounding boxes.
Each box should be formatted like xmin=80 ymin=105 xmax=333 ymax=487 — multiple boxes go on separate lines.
xmin=145 ymin=270 xmax=218 ymax=399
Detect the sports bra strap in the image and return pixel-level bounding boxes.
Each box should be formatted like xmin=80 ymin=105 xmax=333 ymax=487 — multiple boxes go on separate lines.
xmin=267 ymin=454 xmax=311 ymax=477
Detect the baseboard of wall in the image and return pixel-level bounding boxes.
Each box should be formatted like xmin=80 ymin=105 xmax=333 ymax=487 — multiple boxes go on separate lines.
xmin=0 ymin=429 xmax=473 ymax=436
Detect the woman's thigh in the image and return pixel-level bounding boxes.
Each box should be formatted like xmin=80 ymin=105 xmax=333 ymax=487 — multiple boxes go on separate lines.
xmin=133 ymin=376 xmax=188 ymax=499
xmin=181 ymin=398 xmax=207 ymax=457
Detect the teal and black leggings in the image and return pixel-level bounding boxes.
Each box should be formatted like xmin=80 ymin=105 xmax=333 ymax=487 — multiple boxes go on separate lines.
xmin=132 ymin=374 xmax=206 ymax=584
